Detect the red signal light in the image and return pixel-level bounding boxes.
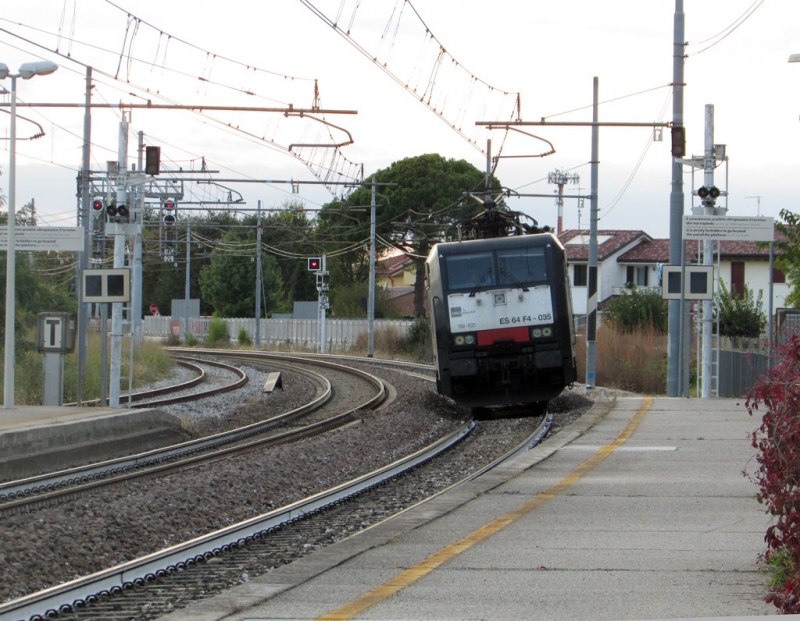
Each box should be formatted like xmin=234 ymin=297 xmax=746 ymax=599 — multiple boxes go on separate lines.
xmin=308 ymin=257 xmax=321 ymax=271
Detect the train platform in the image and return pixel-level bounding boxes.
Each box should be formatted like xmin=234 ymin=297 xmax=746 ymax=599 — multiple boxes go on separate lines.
xmin=0 ymin=405 xmax=188 ymax=481
xmin=158 ymin=394 xmax=777 ymax=621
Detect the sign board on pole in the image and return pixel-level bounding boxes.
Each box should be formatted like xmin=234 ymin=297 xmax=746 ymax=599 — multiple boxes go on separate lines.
xmin=82 ymin=268 xmax=130 ymax=303
xmin=682 ymin=216 xmax=774 ymax=242
xmin=0 ymin=226 xmax=84 ymax=251
xmin=36 ymin=312 xmax=77 ymax=353
xmin=662 ymin=265 xmax=715 ymax=300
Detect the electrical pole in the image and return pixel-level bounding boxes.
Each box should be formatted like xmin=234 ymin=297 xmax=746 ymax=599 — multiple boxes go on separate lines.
xmin=586 ymin=77 xmax=600 ymax=390
xmin=109 ymin=117 xmax=128 ymax=408
xmin=76 ymin=66 xmax=92 ymax=405
xmin=319 ymin=254 xmax=328 ymax=353
xmin=368 ymin=175 xmax=376 ymax=357
xmin=667 ymin=0 xmax=686 ymax=397
xmin=700 ymin=105 xmax=715 ymax=399
xmin=255 ymin=201 xmax=262 ymax=348
xmin=184 ymin=219 xmax=191 ymax=341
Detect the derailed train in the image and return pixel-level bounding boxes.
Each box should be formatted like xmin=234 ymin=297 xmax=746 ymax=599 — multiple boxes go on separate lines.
xmin=425 ymin=233 xmax=577 ymax=411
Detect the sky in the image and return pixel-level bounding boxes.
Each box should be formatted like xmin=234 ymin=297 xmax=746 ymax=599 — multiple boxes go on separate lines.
xmin=0 ymin=0 xmax=799 ymax=240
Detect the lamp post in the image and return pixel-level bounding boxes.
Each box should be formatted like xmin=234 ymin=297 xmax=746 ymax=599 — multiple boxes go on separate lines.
xmin=0 ymin=60 xmax=58 ymax=409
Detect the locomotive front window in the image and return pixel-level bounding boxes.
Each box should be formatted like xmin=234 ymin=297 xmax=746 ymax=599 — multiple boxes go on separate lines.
xmin=446 ymin=252 xmax=495 ymax=291
xmin=498 ymin=246 xmax=547 ymax=285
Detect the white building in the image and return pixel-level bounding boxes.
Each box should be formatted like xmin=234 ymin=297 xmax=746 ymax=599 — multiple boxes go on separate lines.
xmin=558 ymin=229 xmax=790 ymax=318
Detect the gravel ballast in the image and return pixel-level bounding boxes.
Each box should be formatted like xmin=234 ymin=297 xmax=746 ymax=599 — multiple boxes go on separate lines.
xmin=0 ymin=359 xmax=596 ymax=605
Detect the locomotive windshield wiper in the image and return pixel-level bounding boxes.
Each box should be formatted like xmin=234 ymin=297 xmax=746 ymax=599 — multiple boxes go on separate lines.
xmin=469 ymin=267 xmax=493 ymax=297
xmin=500 ymin=267 xmax=529 ymax=292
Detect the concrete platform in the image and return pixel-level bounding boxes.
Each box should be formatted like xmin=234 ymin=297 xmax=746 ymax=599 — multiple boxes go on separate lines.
xmin=152 ymin=395 xmax=780 ymax=621
xmin=0 ymin=405 xmax=189 ymax=481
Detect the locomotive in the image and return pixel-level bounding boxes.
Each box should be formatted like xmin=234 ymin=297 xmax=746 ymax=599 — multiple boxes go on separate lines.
xmin=425 ymin=233 xmax=577 ymax=412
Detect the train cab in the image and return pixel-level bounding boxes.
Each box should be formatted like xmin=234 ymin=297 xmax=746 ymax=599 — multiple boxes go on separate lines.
xmin=426 ymin=233 xmax=577 ymax=409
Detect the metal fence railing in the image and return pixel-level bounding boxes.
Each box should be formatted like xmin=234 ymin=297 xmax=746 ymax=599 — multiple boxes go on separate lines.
xmin=142 ymin=316 xmax=415 ymax=352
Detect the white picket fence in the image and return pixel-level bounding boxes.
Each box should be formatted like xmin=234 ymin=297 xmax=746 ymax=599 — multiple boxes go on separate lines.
xmin=143 ymin=316 xmax=415 ymax=351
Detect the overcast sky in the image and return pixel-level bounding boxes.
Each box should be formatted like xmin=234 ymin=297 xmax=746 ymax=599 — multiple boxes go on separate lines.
xmin=1 ymin=0 xmax=799 ymax=239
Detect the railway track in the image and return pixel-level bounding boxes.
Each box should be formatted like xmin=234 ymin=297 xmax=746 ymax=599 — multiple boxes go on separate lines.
xmin=0 ymin=354 xmax=386 ymax=515
xmin=0 ymin=412 xmax=558 ymax=621
xmin=0 ymin=350 xmax=585 ymax=621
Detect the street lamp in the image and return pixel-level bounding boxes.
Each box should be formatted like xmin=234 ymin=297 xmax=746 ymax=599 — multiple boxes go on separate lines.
xmin=0 ymin=60 xmax=58 ymax=409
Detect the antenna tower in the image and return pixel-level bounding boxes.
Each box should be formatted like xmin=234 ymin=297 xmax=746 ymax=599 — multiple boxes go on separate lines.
xmin=548 ymin=169 xmax=580 ymax=234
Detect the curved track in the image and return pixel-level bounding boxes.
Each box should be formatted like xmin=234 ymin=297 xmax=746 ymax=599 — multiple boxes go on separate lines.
xmin=0 ymin=353 xmax=385 ymax=514
xmin=0 ymin=351 xmax=564 ymax=621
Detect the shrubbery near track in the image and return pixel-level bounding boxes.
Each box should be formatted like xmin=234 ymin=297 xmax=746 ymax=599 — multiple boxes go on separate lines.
xmin=748 ymin=335 xmax=800 ymax=612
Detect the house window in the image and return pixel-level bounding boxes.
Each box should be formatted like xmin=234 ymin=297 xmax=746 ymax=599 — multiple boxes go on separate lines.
xmin=773 ymin=267 xmax=786 ymax=284
xmin=626 ymin=265 xmax=648 ymax=287
xmin=573 ymin=264 xmax=587 ymax=287
xmin=731 ymin=262 xmax=745 ymax=299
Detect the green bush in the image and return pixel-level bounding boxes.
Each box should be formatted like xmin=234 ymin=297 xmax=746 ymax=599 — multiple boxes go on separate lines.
xmin=237 ymin=327 xmax=252 ymax=347
xmin=4 ymin=332 xmax=176 ymax=405
xmin=717 ymin=280 xmax=766 ymax=338
xmin=184 ymin=333 xmax=199 ymax=347
xmin=405 ymin=317 xmax=432 ymax=361
xmin=206 ymin=317 xmax=229 ymax=345
xmin=604 ymin=287 xmax=668 ymax=334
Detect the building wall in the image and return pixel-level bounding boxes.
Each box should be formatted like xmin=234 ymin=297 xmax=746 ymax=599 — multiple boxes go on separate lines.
xmin=718 ymin=258 xmax=791 ymax=311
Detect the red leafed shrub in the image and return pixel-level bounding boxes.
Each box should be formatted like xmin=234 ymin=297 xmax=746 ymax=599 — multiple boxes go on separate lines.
xmin=747 ymin=335 xmax=800 ymax=612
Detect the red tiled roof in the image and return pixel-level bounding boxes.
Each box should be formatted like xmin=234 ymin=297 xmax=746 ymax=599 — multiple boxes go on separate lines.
xmin=559 ymin=225 xmax=787 ymax=265
xmin=557 ymin=230 xmax=651 ymax=262
xmin=377 ymin=253 xmax=414 ymax=277
xmin=618 ymin=233 xmax=786 ymax=264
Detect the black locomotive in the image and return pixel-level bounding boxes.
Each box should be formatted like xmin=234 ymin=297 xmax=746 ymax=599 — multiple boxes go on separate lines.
xmin=425 ymin=233 xmax=577 ymax=411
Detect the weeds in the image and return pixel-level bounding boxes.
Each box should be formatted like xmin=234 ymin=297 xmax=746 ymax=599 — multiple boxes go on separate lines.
xmin=3 ymin=330 xmax=175 ymax=405
xmin=575 ymin=322 xmax=667 ymax=394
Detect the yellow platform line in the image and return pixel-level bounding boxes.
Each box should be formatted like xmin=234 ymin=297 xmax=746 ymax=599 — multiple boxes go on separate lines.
xmin=316 ymin=396 xmax=653 ymax=621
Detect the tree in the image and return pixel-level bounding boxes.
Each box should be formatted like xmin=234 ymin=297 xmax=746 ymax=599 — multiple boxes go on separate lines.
xmin=199 ymin=224 xmax=287 ymax=317
xmin=604 ymin=287 xmax=668 ymax=334
xmin=322 ymin=154 xmax=495 ymax=317
xmin=717 ymin=279 xmax=766 ymax=338
xmin=774 ymin=209 xmax=800 ymax=307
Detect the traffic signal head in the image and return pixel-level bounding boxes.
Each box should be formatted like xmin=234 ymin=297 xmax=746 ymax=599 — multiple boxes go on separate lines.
xmin=106 ymin=203 xmax=118 ymax=217
xmin=91 ymin=199 xmax=105 ymax=217
xmin=117 ymin=204 xmax=130 ymax=221
xmin=162 ymin=200 xmax=177 ymax=225
xmin=697 ymin=186 xmax=720 ymax=200
xmin=308 ymin=257 xmax=321 ymax=271
xmin=145 ymin=146 xmax=161 ymax=176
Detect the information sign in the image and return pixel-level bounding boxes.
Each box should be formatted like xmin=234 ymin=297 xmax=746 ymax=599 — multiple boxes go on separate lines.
xmin=0 ymin=226 xmax=84 ymax=251
xmin=682 ymin=216 xmax=774 ymax=242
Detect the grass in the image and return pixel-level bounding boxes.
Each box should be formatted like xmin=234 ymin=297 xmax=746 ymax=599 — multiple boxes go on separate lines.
xmin=3 ymin=330 xmax=176 ymax=405
xmin=762 ymin=548 xmax=795 ymax=589
xmin=575 ymin=323 xmax=669 ymax=394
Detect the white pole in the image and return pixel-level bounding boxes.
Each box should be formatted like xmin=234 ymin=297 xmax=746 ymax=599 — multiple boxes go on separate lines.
xmin=368 ymin=176 xmax=376 ymax=357
xmin=109 ymin=117 xmax=128 ymax=407
xmin=701 ymin=105 xmax=714 ymax=399
xmin=3 ymin=74 xmax=17 ymax=409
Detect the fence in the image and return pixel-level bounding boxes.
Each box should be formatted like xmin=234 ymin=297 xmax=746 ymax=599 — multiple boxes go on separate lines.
xmin=717 ymin=349 xmax=768 ymax=398
xmin=143 ymin=316 xmax=415 ymax=352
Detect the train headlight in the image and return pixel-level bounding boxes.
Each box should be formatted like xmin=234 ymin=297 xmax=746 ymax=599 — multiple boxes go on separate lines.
xmin=530 ymin=325 xmax=555 ymax=340
xmin=453 ymin=333 xmax=476 ymax=347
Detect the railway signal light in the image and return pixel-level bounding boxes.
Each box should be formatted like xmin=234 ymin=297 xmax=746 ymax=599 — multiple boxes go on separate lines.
xmin=91 ymin=198 xmax=105 ymax=217
xmin=162 ymin=200 xmax=177 ymax=226
xmin=697 ymin=186 xmax=720 ymax=200
xmin=145 ymin=145 xmax=160 ymax=176
xmin=308 ymin=257 xmax=321 ymax=271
